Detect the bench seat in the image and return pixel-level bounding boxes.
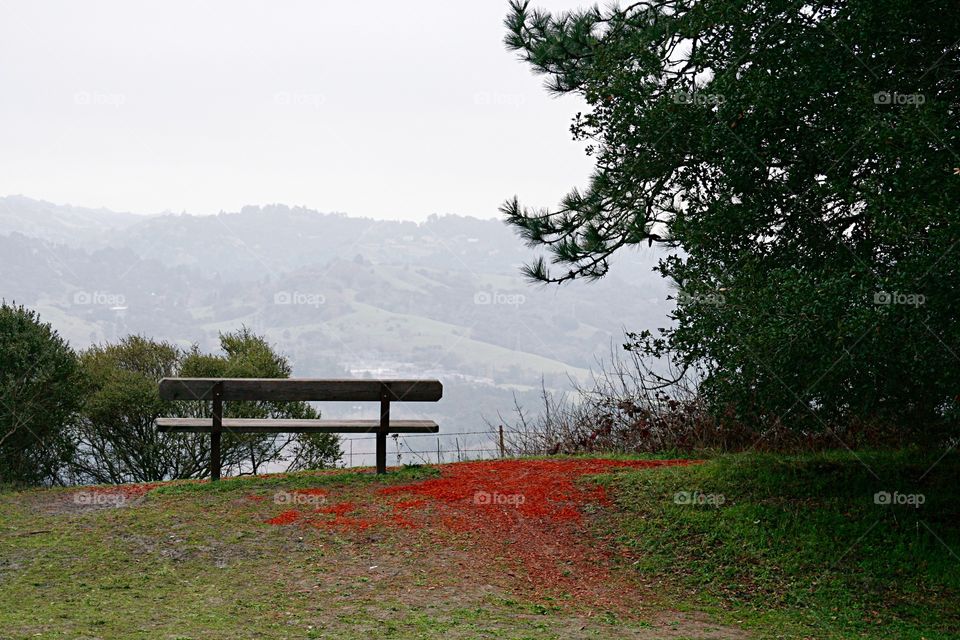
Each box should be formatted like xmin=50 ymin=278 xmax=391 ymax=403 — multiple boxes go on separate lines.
xmin=156 ymin=418 xmax=439 ymax=434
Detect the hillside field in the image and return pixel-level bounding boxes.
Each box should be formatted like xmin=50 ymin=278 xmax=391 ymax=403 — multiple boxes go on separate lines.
xmin=0 ymin=452 xmax=957 ymax=639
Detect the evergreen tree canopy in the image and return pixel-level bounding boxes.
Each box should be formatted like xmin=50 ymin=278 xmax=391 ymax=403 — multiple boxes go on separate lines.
xmin=503 ymin=0 xmax=960 ymax=437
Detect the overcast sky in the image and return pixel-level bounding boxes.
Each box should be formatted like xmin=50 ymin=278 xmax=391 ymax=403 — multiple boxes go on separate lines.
xmin=0 ymin=0 xmax=594 ymax=221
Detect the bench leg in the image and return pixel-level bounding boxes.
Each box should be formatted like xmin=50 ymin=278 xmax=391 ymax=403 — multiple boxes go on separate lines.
xmin=210 ymin=431 xmax=221 ymax=481
xmin=211 ymin=381 xmax=223 ymax=481
xmin=376 ymin=431 xmax=386 ymax=475
xmin=377 ymin=385 xmax=389 ymax=474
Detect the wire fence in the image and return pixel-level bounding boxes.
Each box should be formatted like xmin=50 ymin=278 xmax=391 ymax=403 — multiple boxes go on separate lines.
xmin=340 ymin=429 xmax=507 ymax=468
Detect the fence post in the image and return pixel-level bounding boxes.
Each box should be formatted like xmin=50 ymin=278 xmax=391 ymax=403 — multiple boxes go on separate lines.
xmin=499 ymin=425 xmax=505 ymax=458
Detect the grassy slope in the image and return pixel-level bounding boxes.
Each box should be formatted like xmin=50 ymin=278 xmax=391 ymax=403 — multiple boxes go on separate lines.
xmin=1 ymin=452 xmax=957 ymax=639
xmin=594 ymin=450 xmax=960 ymax=639
xmin=0 ymin=466 xmax=679 ymax=640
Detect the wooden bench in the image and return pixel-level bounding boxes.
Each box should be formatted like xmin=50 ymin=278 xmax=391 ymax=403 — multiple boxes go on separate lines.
xmin=155 ymin=378 xmax=442 ymax=479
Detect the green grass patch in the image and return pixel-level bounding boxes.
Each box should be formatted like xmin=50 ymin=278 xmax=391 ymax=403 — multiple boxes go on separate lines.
xmin=151 ymin=463 xmax=439 ymax=496
xmin=593 ymin=449 xmax=960 ymax=639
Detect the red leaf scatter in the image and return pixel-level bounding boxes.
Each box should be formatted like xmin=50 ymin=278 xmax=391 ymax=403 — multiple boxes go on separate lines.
xmin=315 ymin=501 xmax=354 ymax=516
xmin=392 ymin=498 xmax=427 ymax=510
xmin=260 ymin=458 xmax=699 ymax=606
xmin=264 ymin=509 xmax=302 ymax=525
xmin=380 ymin=458 xmax=695 ymax=526
xmin=377 ymin=458 xmax=699 ymax=600
xmin=309 ymin=501 xmax=376 ymax=530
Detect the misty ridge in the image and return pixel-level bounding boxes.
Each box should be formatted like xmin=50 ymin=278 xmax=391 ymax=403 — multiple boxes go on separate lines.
xmin=0 ymin=194 xmax=670 ymax=455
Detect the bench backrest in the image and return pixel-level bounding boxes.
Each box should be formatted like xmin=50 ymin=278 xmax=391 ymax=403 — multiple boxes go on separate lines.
xmin=158 ymin=378 xmax=443 ymax=403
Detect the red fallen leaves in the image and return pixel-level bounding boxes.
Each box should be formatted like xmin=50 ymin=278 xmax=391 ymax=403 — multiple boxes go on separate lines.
xmin=378 ymin=458 xmax=700 ymax=601
xmin=262 ymin=500 xmax=379 ymax=530
xmin=260 ymin=458 xmax=699 ymax=606
xmin=392 ymin=498 xmax=426 ymax=510
xmin=379 ymin=457 xmax=696 ymax=524
xmin=265 ymin=509 xmax=302 ymax=525
xmin=314 ymin=501 xmax=356 ymax=517
xmin=309 ymin=501 xmax=378 ymax=530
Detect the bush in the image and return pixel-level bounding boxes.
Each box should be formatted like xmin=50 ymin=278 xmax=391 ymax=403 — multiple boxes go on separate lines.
xmin=73 ymin=336 xmax=200 ymax=484
xmin=72 ymin=328 xmax=342 ymax=483
xmin=496 ymin=343 xmax=918 ymax=455
xmin=0 ymin=302 xmax=84 ymax=485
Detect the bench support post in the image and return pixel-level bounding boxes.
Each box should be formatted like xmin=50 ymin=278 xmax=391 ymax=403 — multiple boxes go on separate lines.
xmin=377 ymin=384 xmax=390 ymax=474
xmin=210 ymin=381 xmax=223 ymax=481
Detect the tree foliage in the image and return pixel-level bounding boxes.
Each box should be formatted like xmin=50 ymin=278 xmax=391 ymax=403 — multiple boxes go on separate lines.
xmin=503 ymin=0 xmax=960 ymax=438
xmin=73 ymin=336 xmax=201 ymax=484
xmin=0 ymin=302 xmax=84 ymax=485
xmin=179 ymin=327 xmax=341 ymax=477
xmin=73 ymin=328 xmax=340 ymax=484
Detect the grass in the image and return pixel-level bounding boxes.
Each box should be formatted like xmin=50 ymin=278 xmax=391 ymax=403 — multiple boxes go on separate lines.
xmin=592 ymin=449 xmax=960 ymax=639
xmin=149 ymin=463 xmax=440 ymax=496
xmin=1 ymin=452 xmax=957 ymax=639
xmin=0 ymin=464 xmax=671 ymax=640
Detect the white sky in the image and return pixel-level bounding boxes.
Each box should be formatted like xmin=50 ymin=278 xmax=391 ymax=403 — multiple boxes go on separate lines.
xmin=0 ymin=0 xmax=594 ymax=220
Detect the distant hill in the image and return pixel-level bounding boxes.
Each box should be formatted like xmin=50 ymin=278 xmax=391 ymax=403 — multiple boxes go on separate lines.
xmin=0 ymin=195 xmax=672 ymax=436
xmin=0 ymin=195 xmax=144 ymax=247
